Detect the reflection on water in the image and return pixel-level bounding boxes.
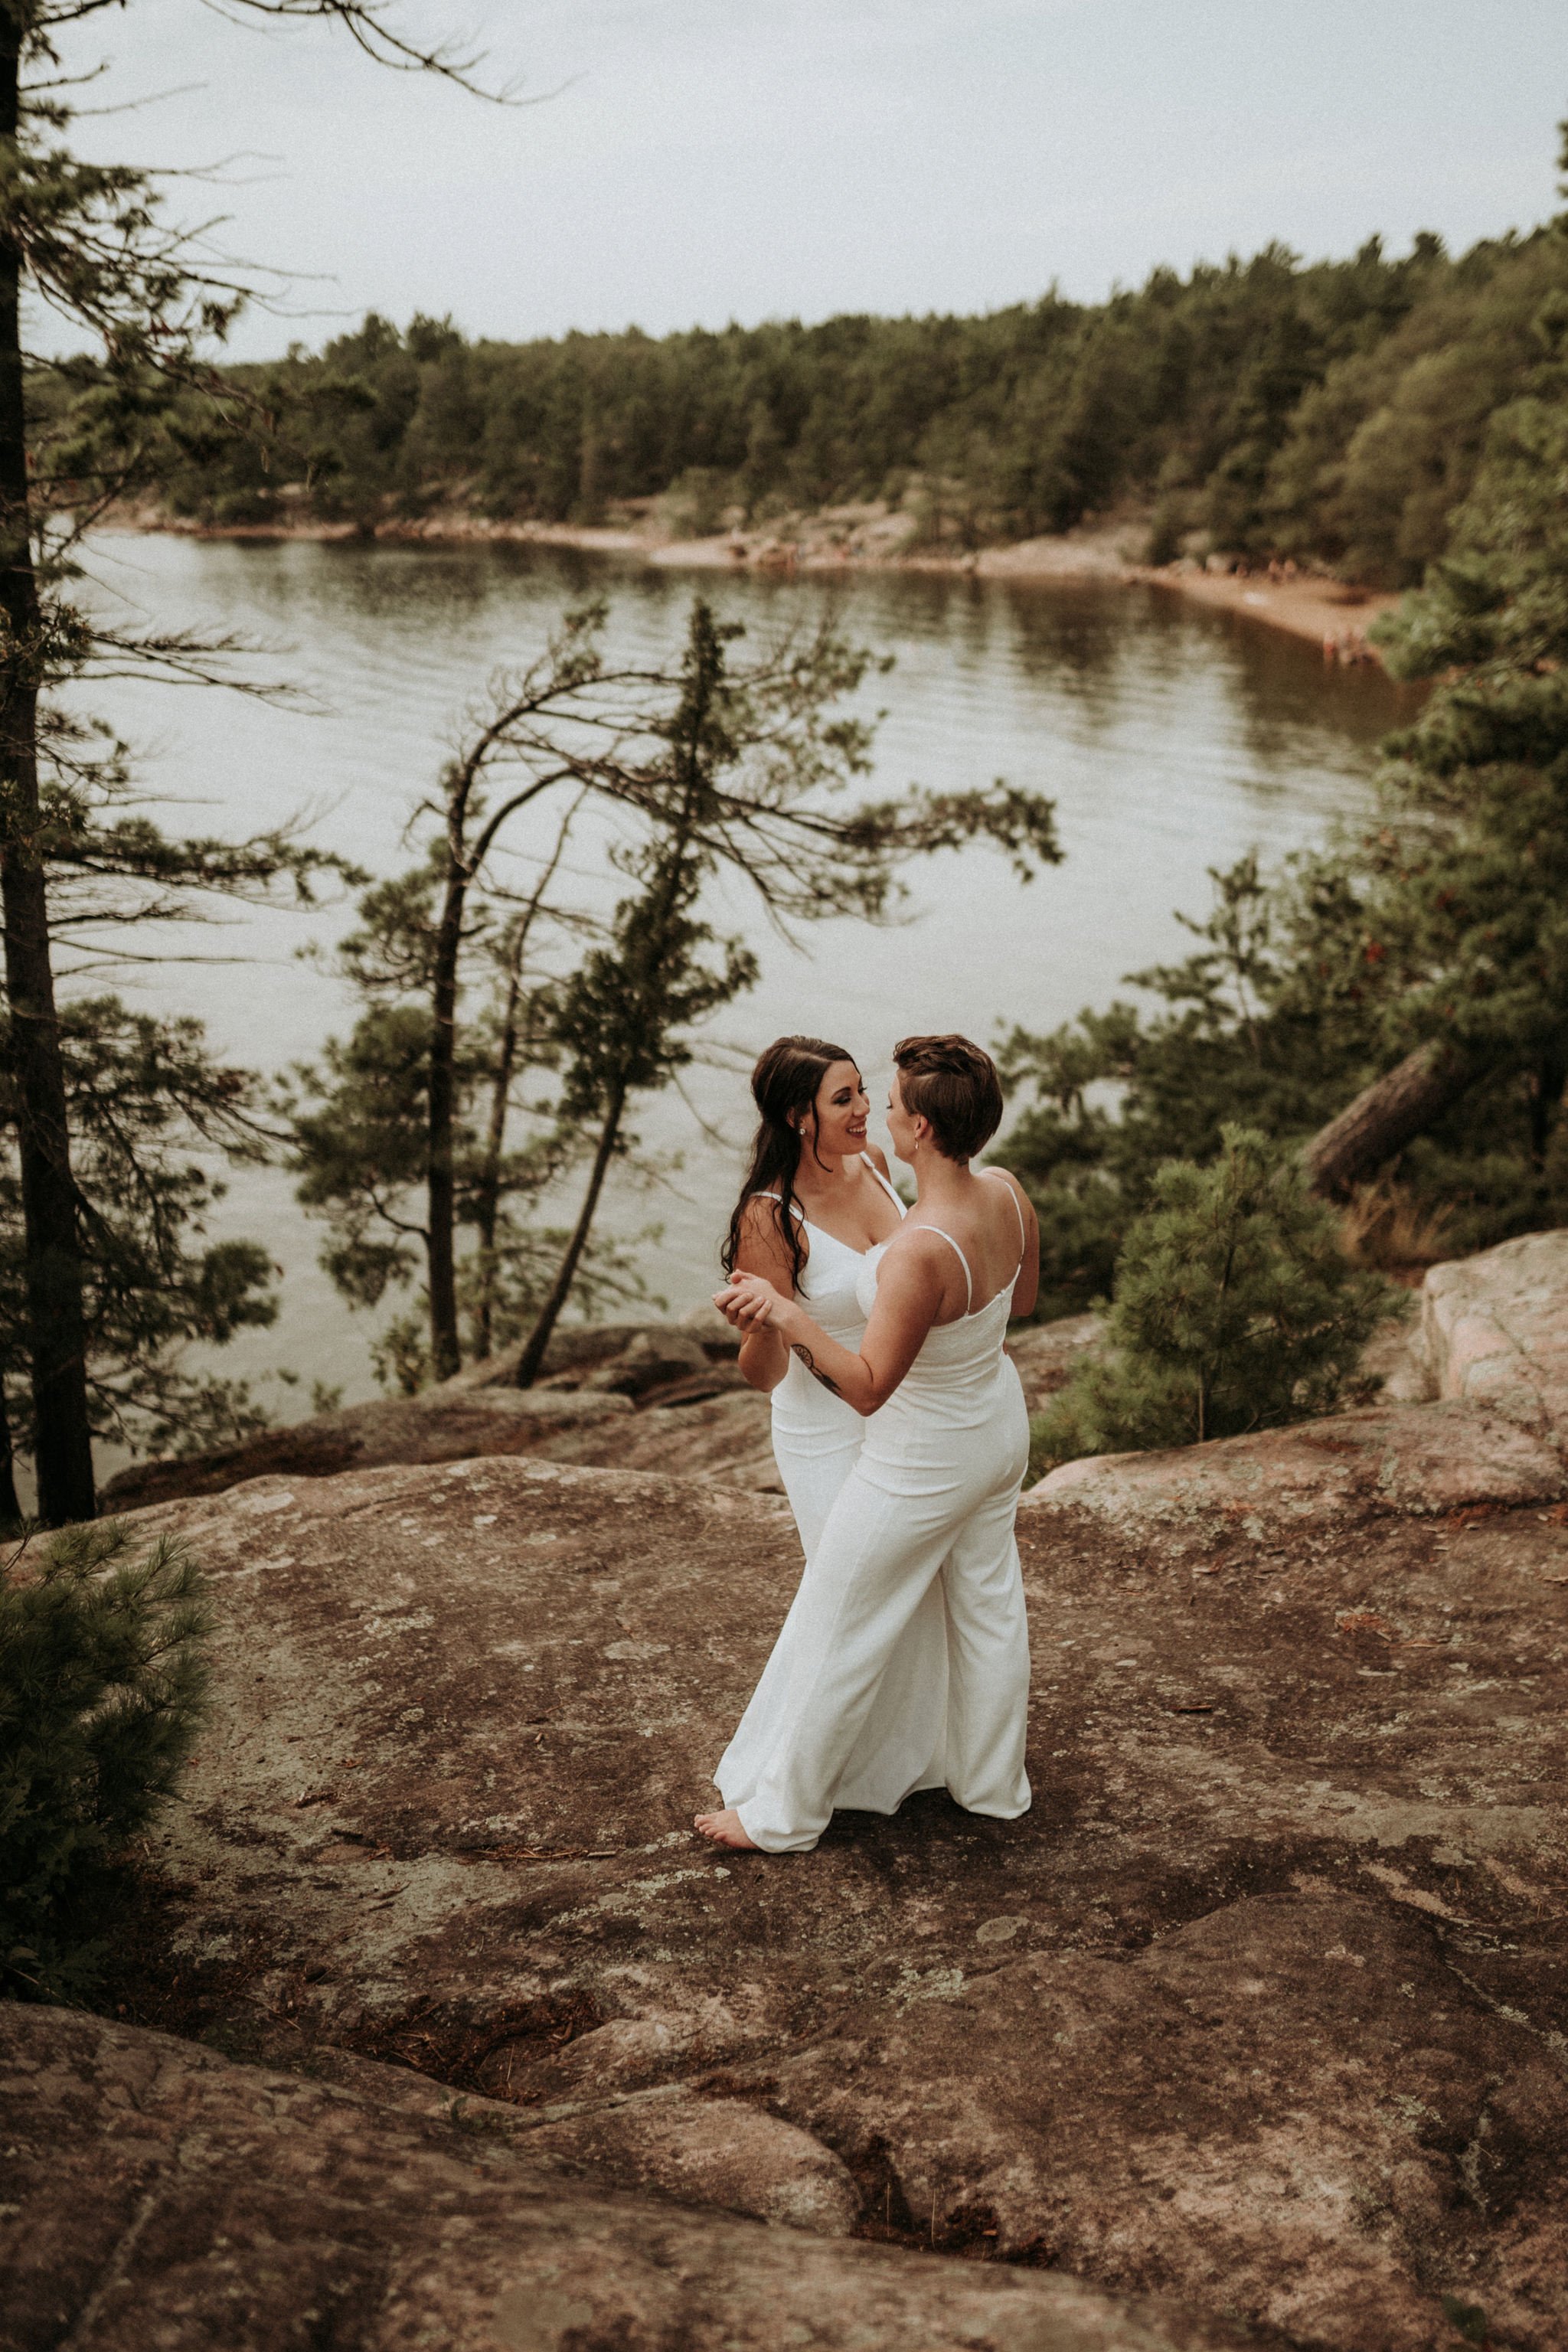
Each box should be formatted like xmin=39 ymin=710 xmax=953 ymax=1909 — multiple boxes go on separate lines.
xmin=76 ymin=534 xmax=1413 ymax=1406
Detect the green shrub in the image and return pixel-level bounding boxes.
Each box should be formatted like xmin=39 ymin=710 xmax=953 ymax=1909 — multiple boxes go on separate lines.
xmin=1029 ymin=1126 xmax=1399 ymax=1478
xmin=1 ymin=1520 xmax=208 ymax=1999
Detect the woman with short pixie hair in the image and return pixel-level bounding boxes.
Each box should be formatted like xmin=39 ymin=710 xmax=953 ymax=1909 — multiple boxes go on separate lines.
xmin=699 ymin=1033 xmax=1040 ymax=1854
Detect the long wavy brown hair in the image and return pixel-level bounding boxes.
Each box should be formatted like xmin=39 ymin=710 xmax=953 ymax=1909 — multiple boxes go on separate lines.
xmin=721 ymin=1035 xmax=857 ymax=1291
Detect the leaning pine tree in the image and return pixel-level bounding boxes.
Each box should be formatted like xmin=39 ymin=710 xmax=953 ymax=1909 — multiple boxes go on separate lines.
xmin=1032 ymin=1126 xmax=1395 ymax=1473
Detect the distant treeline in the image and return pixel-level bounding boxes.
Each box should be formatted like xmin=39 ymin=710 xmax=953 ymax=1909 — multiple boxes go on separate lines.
xmin=134 ymin=224 xmax=1568 ymax=584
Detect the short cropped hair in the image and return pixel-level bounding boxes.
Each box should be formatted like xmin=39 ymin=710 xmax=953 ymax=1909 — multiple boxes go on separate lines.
xmin=893 ymin=1034 xmax=1004 ymax=1162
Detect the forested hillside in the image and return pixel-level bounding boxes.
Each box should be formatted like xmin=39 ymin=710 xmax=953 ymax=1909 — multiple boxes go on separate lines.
xmin=126 ymin=221 xmax=1568 ymax=583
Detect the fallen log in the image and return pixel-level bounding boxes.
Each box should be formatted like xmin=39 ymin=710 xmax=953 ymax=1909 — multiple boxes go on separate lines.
xmin=1303 ymin=1039 xmax=1485 ymax=1198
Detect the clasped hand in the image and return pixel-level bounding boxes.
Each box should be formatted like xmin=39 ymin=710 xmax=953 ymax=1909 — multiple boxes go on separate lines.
xmin=714 ymin=1272 xmax=789 ymax=1334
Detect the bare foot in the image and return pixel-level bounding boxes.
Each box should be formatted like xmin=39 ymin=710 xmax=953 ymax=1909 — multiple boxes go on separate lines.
xmin=694 ymin=1807 xmax=761 ymax=1851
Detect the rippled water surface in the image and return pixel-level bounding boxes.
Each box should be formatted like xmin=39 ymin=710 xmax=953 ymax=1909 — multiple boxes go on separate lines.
xmin=80 ymin=533 xmax=1412 ymax=1403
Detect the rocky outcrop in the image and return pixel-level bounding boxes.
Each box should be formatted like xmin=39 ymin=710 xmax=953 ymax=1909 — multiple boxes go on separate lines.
xmin=1422 ymin=1230 xmax=1568 ymax=1446
xmin=1004 ymin=1310 xmax=1106 ymax=1407
xmin=1027 ymin=1227 xmax=1568 ymax=1527
xmin=85 ymin=1357 xmax=1568 ymax=2350
xmin=100 ymin=1318 xmax=755 ymax=1512
xmin=0 ymin=2001 xmax=1259 ymax=2352
xmin=106 ymin=1220 xmax=1567 ymax=1522
xmin=98 ymin=1383 xmax=638 ymax=1511
xmin=1024 ymin=1393 xmax=1565 ymax=1526
xmin=43 ymin=1230 xmax=1568 ymax=2347
xmin=101 ymin=1310 xmax=1107 ymax=1514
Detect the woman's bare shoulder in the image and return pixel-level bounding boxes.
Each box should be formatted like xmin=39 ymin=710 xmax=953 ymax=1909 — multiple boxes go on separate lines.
xmin=864 ymin=1142 xmax=893 ymax=1178
xmin=735 ymin=1190 xmax=804 ymax=1272
xmin=879 ymin=1220 xmax=956 ymax=1285
xmin=981 ymin=1164 xmax=1035 ymax=1218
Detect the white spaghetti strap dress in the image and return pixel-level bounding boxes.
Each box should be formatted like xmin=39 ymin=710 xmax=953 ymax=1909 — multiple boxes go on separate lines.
xmin=717 ymin=1171 xmax=1033 ymax=1854
xmin=715 ymin=1158 xmax=920 ymax=1797
xmin=756 ymin=1154 xmax=905 ymax=1555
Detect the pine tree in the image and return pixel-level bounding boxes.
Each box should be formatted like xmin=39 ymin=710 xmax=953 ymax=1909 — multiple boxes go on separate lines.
xmin=518 ymin=619 xmax=759 ymax=1383
xmin=1 ymin=1517 xmax=207 ymax=1998
xmin=0 ymin=2 xmax=505 ymax=1515
xmin=1345 ymin=226 xmax=1568 ymax=1200
xmin=1001 ymin=280 xmax=1568 ymax=1298
xmin=997 ymin=854 xmax=1381 ymax=1315
xmin=284 ymin=858 xmax=650 ymax=1391
xmin=0 ymin=997 xmax=283 ymax=1502
xmin=484 ymin=594 xmax=1062 ymax=1387
xmin=1031 ymin=1127 xmax=1394 ymax=1472
xmin=301 ymin=591 xmax=1059 ymax=1388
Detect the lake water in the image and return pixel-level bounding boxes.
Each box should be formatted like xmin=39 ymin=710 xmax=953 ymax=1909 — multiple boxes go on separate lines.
xmin=77 ymin=533 xmax=1412 ymax=1412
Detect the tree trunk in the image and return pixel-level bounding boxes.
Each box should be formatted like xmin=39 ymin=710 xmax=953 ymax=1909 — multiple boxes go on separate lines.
xmin=1529 ymin=1051 xmax=1566 ymax=1168
xmin=1302 ymin=1040 xmax=1486 ymax=1200
xmin=0 ymin=1377 xmax=23 ymax=1529
xmin=472 ymin=952 xmax=523 ymax=1360
xmin=514 ymin=1080 xmax=628 ymax=1387
xmin=472 ymin=803 xmax=579 ymax=1357
xmin=0 ymin=37 xmax=95 ymax=1524
xmin=425 ymin=862 xmax=466 ymax=1383
xmin=513 ymin=656 xmax=710 ymax=1388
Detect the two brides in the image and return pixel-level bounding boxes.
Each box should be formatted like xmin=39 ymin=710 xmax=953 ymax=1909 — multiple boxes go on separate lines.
xmin=695 ymin=1032 xmax=1039 ymax=1854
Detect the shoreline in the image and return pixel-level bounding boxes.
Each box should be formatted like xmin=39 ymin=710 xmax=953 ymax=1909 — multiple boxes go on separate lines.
xmin=106 ymin=509 xmax=1401 ymax=663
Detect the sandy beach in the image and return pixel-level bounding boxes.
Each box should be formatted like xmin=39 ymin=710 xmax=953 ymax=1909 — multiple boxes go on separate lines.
xmin=1137 ymin=564 xmax=1399 ymax=659
xmin=116 ymin=505 xmax=1402 ymax=662
xmin=636 ymin=520 xmax=1401 ymax=659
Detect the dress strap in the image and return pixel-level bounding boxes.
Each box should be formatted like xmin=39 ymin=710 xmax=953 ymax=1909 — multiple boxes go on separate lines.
xmin=923 ymin=1226 xmax=972 ymax=1314
xmin=982 ymin=1167 xmax=1027 ymax=1264
xmin=860 ymin=1152 xmax=906 ymax=1220
xmin=753 ymin=1192 xmax=805 ymax=1220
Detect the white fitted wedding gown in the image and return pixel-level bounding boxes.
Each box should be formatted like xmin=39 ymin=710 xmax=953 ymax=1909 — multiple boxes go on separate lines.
xmin=716 ymin=1171 xmax=1033 ymax=1854
xmin=762 ymin=1152 xmax=905 ymax=1552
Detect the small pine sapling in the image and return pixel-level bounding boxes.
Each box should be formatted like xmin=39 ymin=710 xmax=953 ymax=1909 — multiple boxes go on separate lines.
xmin=1 ymin=1521 xmax=209 ymax=1998
xmin=1031 ymin=1126 xmax=1399 ymax=1475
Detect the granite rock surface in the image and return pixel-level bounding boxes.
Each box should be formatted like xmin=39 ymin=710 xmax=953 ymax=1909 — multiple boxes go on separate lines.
xmin=0 ymin=2001 xmax=1256 ymax=2352
xmin=1422 ymin=1231 xmax=1568 ymax=1447
xmin=50 ymin=1230 xmax=1568 ymax=2348
xmin=92 ymin=1403 xmax=1568 ymax=2350
xmin=97 ymin=1378 xmax=635 ymax=1511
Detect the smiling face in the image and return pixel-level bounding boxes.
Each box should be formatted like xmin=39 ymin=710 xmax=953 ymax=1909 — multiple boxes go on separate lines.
xmin=884 ymin=1070 xmax=927 ymax=1168
xmin=798 ymin=1058 xmax=869 ymax=1163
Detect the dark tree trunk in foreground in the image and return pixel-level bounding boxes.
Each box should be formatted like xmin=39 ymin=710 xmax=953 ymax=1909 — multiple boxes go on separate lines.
xmin=0 ymin=1377 xmax=22 ymax=1528
xmin=0 ymin=31 xmax=95 ymax=1524
xmin=1303 ymin=1040 xmax=1485 ymax=1200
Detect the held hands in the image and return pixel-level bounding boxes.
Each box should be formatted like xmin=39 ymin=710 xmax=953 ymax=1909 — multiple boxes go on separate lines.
xmin=714 ymin=1272 xmax=789 ymax=1335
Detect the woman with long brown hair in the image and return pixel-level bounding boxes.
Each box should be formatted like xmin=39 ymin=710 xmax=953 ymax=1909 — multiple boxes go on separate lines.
xmin=722 ymin=1035 xmax=906 ymax=1553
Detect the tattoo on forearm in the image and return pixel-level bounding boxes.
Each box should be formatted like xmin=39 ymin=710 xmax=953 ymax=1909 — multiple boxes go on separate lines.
xmin=792 ymin=1341 xmax=841 ymax=1396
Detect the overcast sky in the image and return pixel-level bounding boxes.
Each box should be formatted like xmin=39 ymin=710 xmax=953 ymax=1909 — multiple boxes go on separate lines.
xmin=55 ymin=1 xmax=1568 ymax=359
